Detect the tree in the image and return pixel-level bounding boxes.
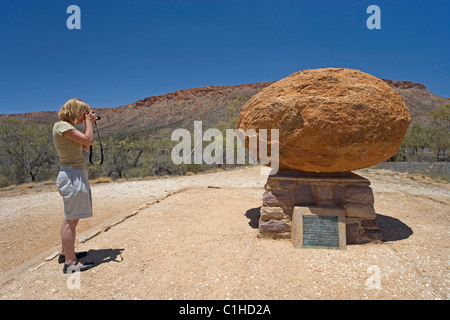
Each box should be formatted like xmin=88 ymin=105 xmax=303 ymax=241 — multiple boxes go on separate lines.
xmin=402 ymin=124 xmax=427 ymax=160
xmin=102 ymin=133 xmax=145 ymax=178
xmin=0 ymin=118 xmax=57 ymax=183
xmin=427 ymin=104 xmax=450 ymax=161
xmin=425 ymin=126 xmax=449 ymax=161
xmin=430 ymin=104 xmax=450 ymax=132
xmin=215 ymin=95 xmax=249 ymax=168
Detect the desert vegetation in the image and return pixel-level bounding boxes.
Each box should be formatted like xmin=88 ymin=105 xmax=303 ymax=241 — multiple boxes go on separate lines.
xmin=0 ymin=97 xmax=247 ymax=187
xmin=0 ymin=100 xmax=448 ymax=188
xmin=393 ymin=104 xmax=450 ymax=162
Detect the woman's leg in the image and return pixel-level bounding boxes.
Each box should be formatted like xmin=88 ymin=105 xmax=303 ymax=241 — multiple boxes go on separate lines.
xmin=61 ymin=219 xmax=80 ymax=265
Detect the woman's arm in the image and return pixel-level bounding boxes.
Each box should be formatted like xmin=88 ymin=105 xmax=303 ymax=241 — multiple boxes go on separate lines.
xmin=63 ymin=110 xmax=97 ymax=146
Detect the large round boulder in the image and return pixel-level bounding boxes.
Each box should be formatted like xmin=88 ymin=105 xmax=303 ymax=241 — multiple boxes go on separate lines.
xmin=237 ymin=68 xmax=411 ymax=173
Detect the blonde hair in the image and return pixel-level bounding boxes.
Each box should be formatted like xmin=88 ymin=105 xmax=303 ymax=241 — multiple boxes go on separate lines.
xmin=58 ymin=98 xmax=90 ymax=124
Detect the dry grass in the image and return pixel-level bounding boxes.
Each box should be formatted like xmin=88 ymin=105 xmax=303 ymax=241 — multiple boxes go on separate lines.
xmin=0 ymin=185 xmax=16 ymax=192
xmin=90 ymin=177 xmax=112 ymax=184
xmin=39 ymin=180 xmax=55 ymax=186
xmin=19 ymin=182 xmax=36 ymax=190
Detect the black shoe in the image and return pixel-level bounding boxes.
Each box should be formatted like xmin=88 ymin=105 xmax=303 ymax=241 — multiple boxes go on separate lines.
xmin=58 ymin=252 xmax=88 ymax=264
xmin=63 ymin=260 xmax=94 ymax=274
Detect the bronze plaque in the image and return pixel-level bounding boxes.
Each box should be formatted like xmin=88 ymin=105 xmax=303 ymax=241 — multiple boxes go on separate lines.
xmin=291 ymin=207 xmax=346 ymax=249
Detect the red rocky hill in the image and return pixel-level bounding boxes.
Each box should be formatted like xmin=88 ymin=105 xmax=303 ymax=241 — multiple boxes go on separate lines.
xmin=1 ymin=79 xmax=448 ymax=135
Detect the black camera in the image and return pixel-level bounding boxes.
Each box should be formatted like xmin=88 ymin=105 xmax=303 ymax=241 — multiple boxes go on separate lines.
xmin=96 ymin=115 xmax=101 ymax=120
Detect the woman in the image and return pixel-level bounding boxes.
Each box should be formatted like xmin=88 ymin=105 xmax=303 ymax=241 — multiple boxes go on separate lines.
xmin=53 ymin=98 xmax=97 ymax=274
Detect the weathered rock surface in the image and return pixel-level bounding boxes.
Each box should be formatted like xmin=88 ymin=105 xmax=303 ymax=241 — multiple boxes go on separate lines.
xmin=237 ymin=68 xmax=412 ymax=172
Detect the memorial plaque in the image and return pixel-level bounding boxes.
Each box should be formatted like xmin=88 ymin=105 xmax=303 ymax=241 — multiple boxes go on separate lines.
xmin=291 ymin=206 xmax=346 ymax=249
xmin=302 ymin=215 xmax=339 ymax=247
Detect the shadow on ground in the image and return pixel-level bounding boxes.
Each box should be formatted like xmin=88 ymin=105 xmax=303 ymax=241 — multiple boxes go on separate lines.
xmin=376 ymin=213 xmax=413 ymax=242
xmin=85 ymin=248 xmax=125 ymax=267
xmin=245 ymin=207 xmax=261 ymax=229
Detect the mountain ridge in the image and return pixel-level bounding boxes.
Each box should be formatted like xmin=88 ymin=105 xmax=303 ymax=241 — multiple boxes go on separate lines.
xmin=1 ymin=79 xmax=448 ymax=135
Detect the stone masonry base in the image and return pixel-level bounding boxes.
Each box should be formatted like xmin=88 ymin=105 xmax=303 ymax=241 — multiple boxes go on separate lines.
xmin=259 ymin=170 xmax=383 ymax=244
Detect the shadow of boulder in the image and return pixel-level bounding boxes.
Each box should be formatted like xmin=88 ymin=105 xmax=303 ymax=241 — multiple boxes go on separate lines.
xmin=376 ymin=213 xmax=413 ymax=242
xmin=245 ymin=207 xmax=261 ymax=229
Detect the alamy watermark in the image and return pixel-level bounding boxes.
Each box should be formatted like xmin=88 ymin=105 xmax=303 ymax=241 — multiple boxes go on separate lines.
xmin=365 ymin=265 xmax=382 ymax=290
xmin=170 ymin=121 xmax=280 ymax=175
xmin=366 ymin=5 xmax=381 ymax=30
xmin=66 ymin=5 xmax=81 ymax=30
xmin=66 ymin=269 xmax=81 ymax=290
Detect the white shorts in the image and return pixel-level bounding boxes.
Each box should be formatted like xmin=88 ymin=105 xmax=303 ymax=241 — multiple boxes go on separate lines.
xmin=57 ymin=167 xmax=93 ymax=220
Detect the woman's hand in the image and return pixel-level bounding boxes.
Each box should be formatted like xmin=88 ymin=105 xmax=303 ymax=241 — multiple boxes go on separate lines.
xmin=85 ymin=110 xmax=98 ymax=124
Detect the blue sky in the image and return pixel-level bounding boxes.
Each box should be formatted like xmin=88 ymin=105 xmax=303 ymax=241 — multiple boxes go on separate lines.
xmin=0 ymin=0 xmax=449 ymax=114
